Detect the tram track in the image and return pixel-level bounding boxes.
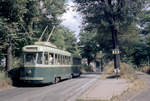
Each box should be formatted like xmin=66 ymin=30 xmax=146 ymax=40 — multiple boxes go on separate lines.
xmin=0 ymin=73 xmax=100 ymax=101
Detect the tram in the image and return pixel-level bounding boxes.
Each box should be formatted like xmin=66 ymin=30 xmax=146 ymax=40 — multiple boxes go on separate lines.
xmin=19 ymin=26 xmax=81 ymax=84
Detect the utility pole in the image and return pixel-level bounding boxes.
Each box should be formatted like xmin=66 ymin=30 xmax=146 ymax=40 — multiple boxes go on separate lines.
xmin=111 ymin=25 xmax=120 ymax=75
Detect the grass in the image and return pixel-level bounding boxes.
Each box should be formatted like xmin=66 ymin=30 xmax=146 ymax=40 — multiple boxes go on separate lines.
xmin=12 ymin=57 xmax=21 ymax=69
xmin=101 ymin=62 xmax=147 ymax=101
xmin=0 ymin=72 xmax=12 ymax=90
xmin=140 ymin=66 xmax=150 ymax=74
xmin=80 ymin=64 xmax=94 ymax=73
xmin=0 ymin=57 xmax=21 ymax=89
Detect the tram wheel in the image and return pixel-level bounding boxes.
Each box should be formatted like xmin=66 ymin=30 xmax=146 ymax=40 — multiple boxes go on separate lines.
xmin=69 ymin=74 xmax=73 ymax=79
xmin=54 ymin=77 xmax=60 ymax=84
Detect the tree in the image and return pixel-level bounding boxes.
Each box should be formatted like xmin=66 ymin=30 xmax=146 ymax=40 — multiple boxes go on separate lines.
xmin=140 ymin=10 xmax=150 ymax=35
xmin=79 ymin=30 xmax=99 ymax=65
xmin=51 ymin=26 xmax=79 ymax=54
xmin=128 ymin=9 xmax=150 ymax=67
xmin=75 ymin=0 xmax=147 ymax=69
xmin=0 ymin=0 xmax=27 ymax=71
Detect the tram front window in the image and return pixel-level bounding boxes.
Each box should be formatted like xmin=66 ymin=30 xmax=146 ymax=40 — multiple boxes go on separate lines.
xmin=25 ymin=53 xmax=36 ymax=65
xmin=37 ymin=52 xmax=43 ymax=64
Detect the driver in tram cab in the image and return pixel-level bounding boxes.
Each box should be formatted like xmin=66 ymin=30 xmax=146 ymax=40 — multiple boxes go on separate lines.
xmin=49 ymin=54 xmax=53 ymax=64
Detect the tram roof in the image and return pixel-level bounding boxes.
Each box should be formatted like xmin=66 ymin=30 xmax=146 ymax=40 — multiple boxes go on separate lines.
xmin=22 ymin=42 xmax=71 ymax=56
xmin=72 ymin=54 xmax=82 ymax=59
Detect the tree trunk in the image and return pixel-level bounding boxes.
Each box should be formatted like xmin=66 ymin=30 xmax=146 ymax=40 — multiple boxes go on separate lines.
xmin=100 ymin=58 xmax=104 ymax=72
xmin=6 ymin=43 xmax=12 ymax=72
xmin=87 ymin=57 xmax=90 ymax=66
xmin=111 ymin=25 xmax=120 ymax=69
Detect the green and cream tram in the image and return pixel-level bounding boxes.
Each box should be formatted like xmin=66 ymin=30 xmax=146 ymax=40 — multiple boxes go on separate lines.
xmin=20 ymin=42 xmax=81 ymax=84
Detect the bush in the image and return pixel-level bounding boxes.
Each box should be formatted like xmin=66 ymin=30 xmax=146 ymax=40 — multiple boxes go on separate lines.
xmin=12 ymin=57 xmax=21 ymax=69
xmin=0 ymin=72 xmax=12 ymax=89
xmin=80 ymin=64 xmax=93 ymax=73
xmin=0 ymin=66 xmax=5 ymax=72
xmin=103 ymin=61 xmax=137 ymax=81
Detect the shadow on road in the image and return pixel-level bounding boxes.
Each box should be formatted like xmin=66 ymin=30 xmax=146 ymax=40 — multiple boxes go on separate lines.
xmin=82 ymin=72 xmax=102 ymax=75
xmin=106 ymin=75 xmax=120 ymax=79
xmin=13 ymin=83 xmax=52 ymax=88
xmin=76 ymin=72 xmax=102 ymax=79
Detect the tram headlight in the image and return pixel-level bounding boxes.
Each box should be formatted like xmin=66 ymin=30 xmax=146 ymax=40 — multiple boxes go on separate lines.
xmin=27 ymin=70 xmax=32 ymax=74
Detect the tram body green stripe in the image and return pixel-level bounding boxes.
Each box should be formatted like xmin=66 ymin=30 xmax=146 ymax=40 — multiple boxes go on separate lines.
xmin=20 ymin=65 xmax=81 ymax=84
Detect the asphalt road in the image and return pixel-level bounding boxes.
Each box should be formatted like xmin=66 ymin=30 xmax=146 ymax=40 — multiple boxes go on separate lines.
xmin=0 ymin=73 xmax=100 ymax=101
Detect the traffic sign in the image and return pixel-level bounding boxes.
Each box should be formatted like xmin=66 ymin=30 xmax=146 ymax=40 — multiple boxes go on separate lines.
xmin=112 ymin=49 xmax=120 ymax=54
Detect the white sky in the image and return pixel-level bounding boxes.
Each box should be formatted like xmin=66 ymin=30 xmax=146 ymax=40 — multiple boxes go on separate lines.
xmin=61 ymin=0 xmax=82 ymax=36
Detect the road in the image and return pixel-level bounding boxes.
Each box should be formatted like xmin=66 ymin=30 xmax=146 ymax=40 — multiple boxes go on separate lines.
xmin=0 ymin=73 xmax=100 ymax=101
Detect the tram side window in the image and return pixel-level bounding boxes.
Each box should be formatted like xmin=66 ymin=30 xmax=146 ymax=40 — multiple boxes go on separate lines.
xmin=74 ymin=58 xmax=76 ymax=65
xmin=77 ymin=58 xmax=81 ymax=65
xmin=79 ymin=59 xmax=81 ymax=64
xmin=58 ymin=54 xmax=61 ymax=65
xmin=65 ymin=56 xmax=68 ymax=64
xmin=68 ymin=57 xmax=71 ymax=65
xmin=62 ymin=55 xmax=64 ymax=65
xmin=55 ymin=54 xmax=60 ymax=65
xmin=66 ymin=56 xmax=69 ymax=64
xmin=55 ymin=54 xmax=58 ymax=64
xmin=61 ymin=55 xmax=63 ymax=64
xmin=76 ymin=58 xmax=79 ymax=65
xmin=37 ymin=52 xmax=43 ymax=64
xmin=64 ymin=56 xmax=67 ymax=65
xmin=73 ymin=58 xmax=76 ymax=65
xmin=44 ymin=52 xmax=48 ymax=65
xmin=73 ymin=58 xmax=80 ymax=65
xmin=49 ymin=53 xmax=54 ymax=64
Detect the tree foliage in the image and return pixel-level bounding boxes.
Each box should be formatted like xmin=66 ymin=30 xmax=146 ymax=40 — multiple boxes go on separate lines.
xmin=79 ymin=30 xmax=99 ymax=64
xmin=51 ymin=26 xmax=79 ymax=54
xmin=75 ymin=0 xmax=148 ymax=67
xmin=0 ymin=0 xmax=67 ymax=70
xmin=75 ymin=0 xmax=146 ymax=30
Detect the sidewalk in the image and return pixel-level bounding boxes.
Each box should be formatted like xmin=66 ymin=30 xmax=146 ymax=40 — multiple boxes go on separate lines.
xmin=78 ymin=78 xmax=128 ymax=101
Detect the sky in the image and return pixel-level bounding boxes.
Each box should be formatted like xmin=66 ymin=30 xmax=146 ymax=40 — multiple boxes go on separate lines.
xmin=61 ymin=0 xmax=82 ymax=36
